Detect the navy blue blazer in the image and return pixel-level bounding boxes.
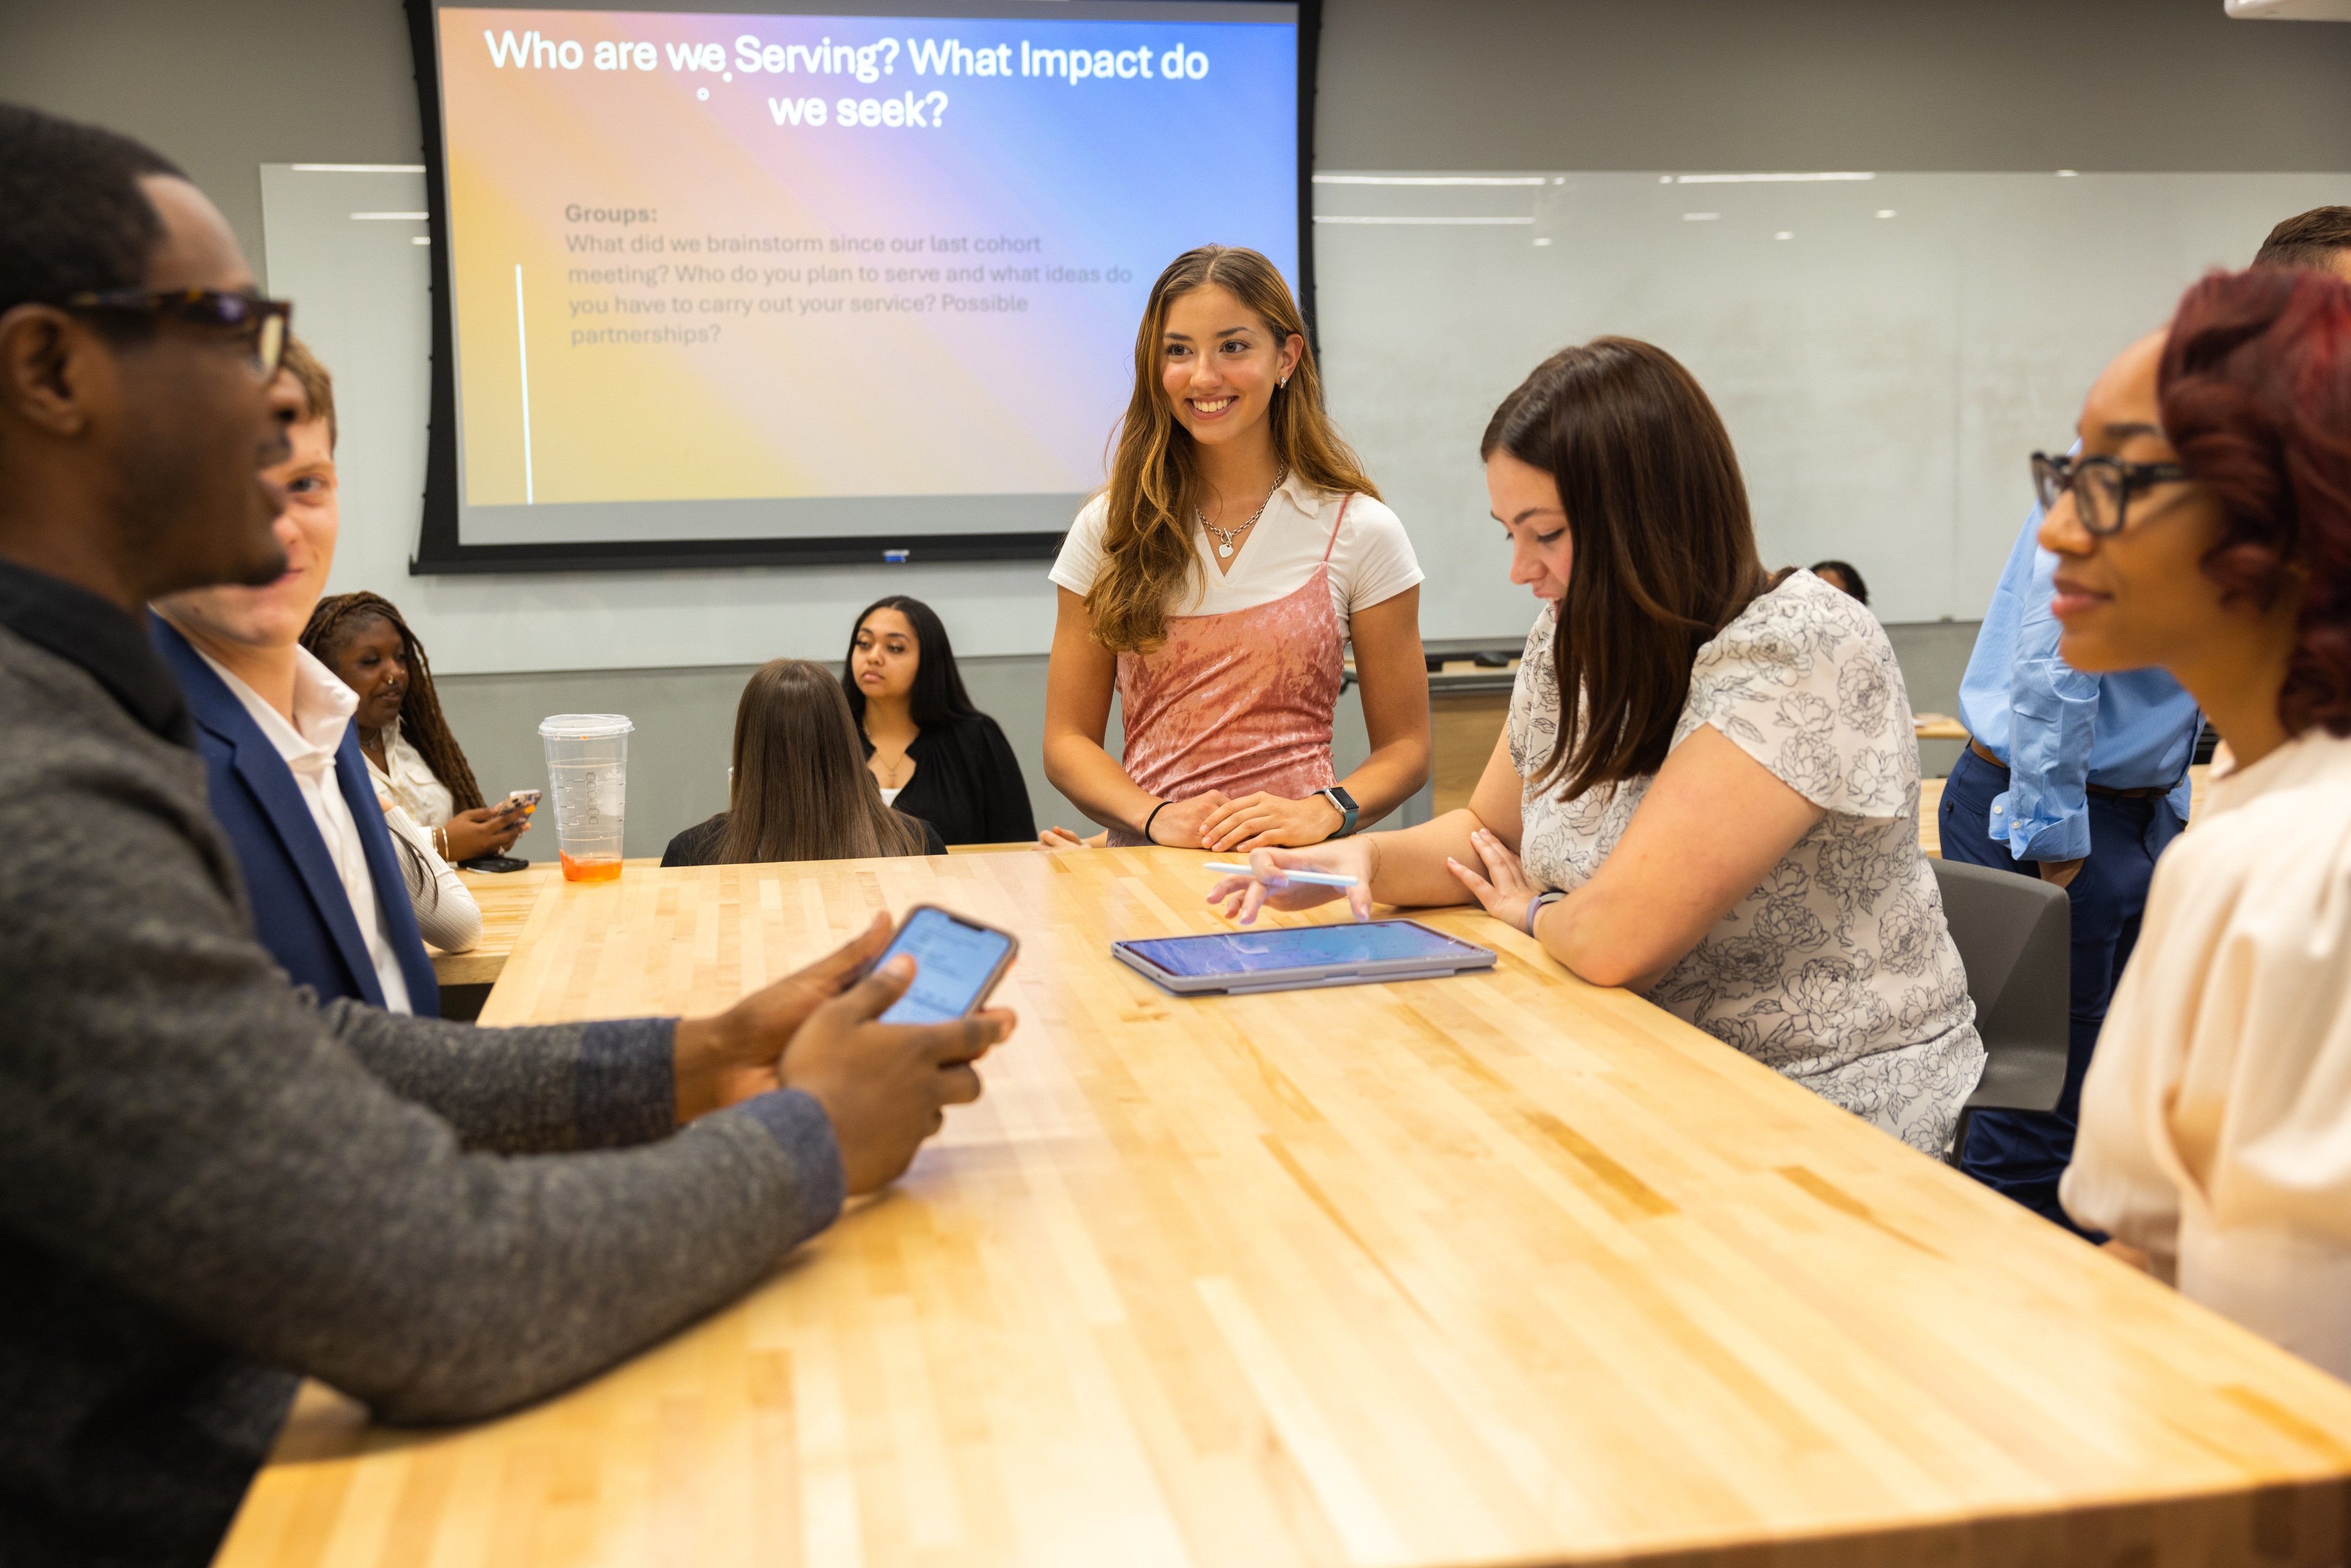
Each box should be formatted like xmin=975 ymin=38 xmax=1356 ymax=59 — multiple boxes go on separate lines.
xmin=151 ymin=616 xmax=440 ymax=1015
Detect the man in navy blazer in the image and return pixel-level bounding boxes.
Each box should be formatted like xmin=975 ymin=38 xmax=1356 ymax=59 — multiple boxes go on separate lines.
xmin=152 ymin=616 xmax=438 ymax=1012
xmin=148 ymin=347 xmax=437 ymax=1014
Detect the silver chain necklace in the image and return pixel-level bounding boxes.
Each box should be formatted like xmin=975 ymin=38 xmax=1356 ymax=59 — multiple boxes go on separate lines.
xmin=1201 ymin=466 xmax=1288 ymax=559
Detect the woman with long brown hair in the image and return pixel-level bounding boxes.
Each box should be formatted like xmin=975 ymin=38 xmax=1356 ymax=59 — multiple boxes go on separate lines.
xmin=663 ymin=658 xmax=944 ymax=865
xmin=1212 ymin=337 xmax=1982 ymax=1155
xmin=1041 ymin=244 xmax=1430 ymax=851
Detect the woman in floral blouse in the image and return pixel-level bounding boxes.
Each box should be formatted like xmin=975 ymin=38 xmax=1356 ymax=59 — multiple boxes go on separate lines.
xmin=1210 ymin=337 xmax=1982 ymax=1154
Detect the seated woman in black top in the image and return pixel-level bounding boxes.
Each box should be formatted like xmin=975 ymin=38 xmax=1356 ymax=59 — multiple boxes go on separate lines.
xmin=844 ymin=595 xmax=1038 ymax=846
xmin=663 ymin=658 xmax=946 ymax=865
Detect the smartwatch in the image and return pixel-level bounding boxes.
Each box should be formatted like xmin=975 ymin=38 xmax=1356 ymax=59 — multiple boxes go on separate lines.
xmin=1317 ymin=785 xmax=1359 ymax=839
xmin=1525 ymin=889 xmax=1565 ymax=935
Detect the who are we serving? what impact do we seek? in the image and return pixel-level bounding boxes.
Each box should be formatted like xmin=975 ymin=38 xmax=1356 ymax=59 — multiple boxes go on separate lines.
xmin=480 ymin=28 xmax=1220 ymax=130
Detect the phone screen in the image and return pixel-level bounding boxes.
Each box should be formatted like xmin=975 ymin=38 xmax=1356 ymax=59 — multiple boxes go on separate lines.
xmin=876 ymin=907 xmax=1014 ymax=1024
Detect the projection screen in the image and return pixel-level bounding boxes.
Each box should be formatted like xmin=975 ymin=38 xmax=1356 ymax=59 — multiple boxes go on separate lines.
xmin=405 ymin=0 xmax=1309 ymax=572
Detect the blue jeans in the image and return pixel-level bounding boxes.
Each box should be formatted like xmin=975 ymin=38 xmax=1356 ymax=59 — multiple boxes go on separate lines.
xmin=1937 ymin=747 xmax=2184 ymax=1235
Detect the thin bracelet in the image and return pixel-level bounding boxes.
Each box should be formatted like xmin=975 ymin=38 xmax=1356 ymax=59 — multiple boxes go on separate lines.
xmin=1142 ymin=800 xmax=1171 ymax=845
xmin=433 ymin=826 xmax=448 ymax=859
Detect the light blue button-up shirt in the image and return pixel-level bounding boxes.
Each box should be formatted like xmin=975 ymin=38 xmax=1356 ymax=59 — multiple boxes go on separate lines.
xmin=1956 ymin=501 xmax=2200 ymax=862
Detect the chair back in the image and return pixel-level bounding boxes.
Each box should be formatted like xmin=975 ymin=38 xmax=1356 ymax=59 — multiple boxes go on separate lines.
xmin=1929 ymin=858 xmax=2069 ymax=1117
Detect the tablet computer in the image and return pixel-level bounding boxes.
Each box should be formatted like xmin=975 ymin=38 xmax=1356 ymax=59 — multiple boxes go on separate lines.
xmin=1113 ymin=919 xmax=1498 ymax=997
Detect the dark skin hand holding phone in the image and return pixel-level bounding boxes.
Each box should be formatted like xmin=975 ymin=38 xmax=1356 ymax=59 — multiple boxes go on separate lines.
xmin=670 ymin=913 xmax=1015 ymax=1191
xmin=442 ymin=799 xmax=532 ymax=862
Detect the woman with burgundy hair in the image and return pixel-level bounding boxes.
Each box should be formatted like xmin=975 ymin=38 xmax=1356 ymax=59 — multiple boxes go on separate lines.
xmin=2056 ymin=266 xmax=2351 ymax=1377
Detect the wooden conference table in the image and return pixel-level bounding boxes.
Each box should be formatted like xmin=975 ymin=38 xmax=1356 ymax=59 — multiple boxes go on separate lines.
xmin=222 ymin=848 xmax=2351 ymax=1567
xmin=430 ymin=849 xmax=1035 ymax=989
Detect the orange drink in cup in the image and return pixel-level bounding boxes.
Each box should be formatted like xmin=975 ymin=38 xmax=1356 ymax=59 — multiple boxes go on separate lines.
xmin=537 ymin=714 xmax=632 ymax=883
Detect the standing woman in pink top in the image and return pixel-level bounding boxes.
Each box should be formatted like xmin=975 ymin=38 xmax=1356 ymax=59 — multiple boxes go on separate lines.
xmin=1042 ymin=245 xmax=1430 ymax=850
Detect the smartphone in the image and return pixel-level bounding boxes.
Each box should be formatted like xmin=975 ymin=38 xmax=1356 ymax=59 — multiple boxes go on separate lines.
xmin=499 ymin=788 xmax=542 ymax=817
xmin=870 ymin=905 xmax=1019 ymax=1025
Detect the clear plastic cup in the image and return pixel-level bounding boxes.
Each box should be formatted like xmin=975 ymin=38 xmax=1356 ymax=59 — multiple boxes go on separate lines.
xmin=537 ymin=714 xmax=633 ymax=883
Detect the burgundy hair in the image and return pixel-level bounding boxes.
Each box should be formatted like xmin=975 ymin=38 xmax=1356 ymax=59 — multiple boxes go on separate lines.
xmin=2159 ymin=267 xmax=2351 ymax=739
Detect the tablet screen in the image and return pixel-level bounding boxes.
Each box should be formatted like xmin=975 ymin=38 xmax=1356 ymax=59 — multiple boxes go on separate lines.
xmin=1122 ymin=921 xmax=1489 ymax=978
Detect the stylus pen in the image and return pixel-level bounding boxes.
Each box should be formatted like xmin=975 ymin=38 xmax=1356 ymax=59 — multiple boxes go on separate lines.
xmin=1202 ymin=861 xmax=1360 ymax=889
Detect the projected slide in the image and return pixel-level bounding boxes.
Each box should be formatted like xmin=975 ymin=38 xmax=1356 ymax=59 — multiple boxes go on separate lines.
xmin=432 ymin=3 xmax=1299 ymax=552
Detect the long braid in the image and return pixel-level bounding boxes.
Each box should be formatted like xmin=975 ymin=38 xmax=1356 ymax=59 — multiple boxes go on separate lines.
xmin=302 ymin=592 xmax=486 ymax=813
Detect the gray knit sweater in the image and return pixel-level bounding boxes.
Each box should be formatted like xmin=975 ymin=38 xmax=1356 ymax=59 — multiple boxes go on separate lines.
xmin=0 ymin=622 xmax=845 ymax=1566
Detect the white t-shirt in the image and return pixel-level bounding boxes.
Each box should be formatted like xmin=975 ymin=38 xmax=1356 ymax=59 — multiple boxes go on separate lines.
xmin=1049 ymin=470 xmax=1422 ymax=634
xmin=197 ymin=644 xmax=414 ymax=1016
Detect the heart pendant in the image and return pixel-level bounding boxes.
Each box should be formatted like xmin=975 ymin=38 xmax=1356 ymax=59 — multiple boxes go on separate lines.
xmin=1219 ymin=544 xmax=1233 ymax=557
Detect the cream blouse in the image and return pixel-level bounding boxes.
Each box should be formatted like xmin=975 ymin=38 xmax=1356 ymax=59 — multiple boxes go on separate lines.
xmin=2062 ymin=726 xmax=2351 ymax=1379
xmin=363 ymin=722 xmax=480 ymax=953
xmin=375 ymin=797 xmax=483 ymax=954
xmin=375 ymin=715 xmax=456 ymax=829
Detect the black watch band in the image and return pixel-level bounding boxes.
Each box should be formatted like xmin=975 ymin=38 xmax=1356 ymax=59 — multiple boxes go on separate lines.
xmin=1318 ymin=785 xmax=1359 ymax=838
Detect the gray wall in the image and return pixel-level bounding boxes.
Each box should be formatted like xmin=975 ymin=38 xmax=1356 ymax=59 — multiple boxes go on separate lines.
xmin=0 ymin=1 xmax=421 ymax=280
xmin=1318 ymin=1 xmax=2351 ymax=176
xmin=5 ymin=0 xmax=2332 ymax=834
xmin=442 ymin=655 xmax=1435 ymax=858
xmin=437 ymin=656 xmax=1103 ymax=858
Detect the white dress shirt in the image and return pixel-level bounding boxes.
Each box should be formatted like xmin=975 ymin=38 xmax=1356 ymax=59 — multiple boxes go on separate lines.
xmin=2063 ymin=726 xmax=2351 ymax=1377
xmin=194 ymin=644 xmax=413 ymax=1014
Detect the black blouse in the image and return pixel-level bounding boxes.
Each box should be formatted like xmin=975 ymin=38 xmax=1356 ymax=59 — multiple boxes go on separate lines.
xmin=660 ymin=809 xmax=946 ymax=867
xmin=859 ymin=711 xmax=1036 ymax=846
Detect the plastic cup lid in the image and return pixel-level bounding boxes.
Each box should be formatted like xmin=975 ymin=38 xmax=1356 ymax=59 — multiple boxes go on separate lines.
xmin=537 ymin=713 xmax=635 ymax=739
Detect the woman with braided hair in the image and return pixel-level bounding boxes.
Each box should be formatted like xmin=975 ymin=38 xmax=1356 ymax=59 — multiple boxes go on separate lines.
xmin=302 ymin=592 xmax=532 ymax=866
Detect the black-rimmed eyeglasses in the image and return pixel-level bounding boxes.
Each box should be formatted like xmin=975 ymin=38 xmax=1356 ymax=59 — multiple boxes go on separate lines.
xmin=60 ymin=288 xmax=292 ymax=377
xmin=2030 ymin=450 xmax=2191 ymax=537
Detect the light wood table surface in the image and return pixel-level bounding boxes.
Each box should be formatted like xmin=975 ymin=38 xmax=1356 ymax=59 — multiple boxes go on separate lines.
xmin=426 ymin=862 xmax=627 ymax=989
xmin=1912 ymin=713 xmax=1970 ymax=742
xmin=431 ymin=848 xmax=1033 ymax=987
xmin=221 ymin=848 xmax=2351 ymax=1568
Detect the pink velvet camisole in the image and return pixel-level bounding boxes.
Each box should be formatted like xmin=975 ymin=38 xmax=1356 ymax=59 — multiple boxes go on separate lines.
xmin=1107 ymin=497 xmax=1353 ymax=847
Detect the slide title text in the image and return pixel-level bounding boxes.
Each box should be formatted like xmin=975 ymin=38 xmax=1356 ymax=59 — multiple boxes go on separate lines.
xmin=483 ymin=30 xmax=1213 ymax=86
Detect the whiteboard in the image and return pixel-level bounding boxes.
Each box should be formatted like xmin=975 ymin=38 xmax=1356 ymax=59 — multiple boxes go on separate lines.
xmin=263 ymin=163 xmax=2351 ymax=674
xmin=1312 ymin=169 xmax=2351 ymax=634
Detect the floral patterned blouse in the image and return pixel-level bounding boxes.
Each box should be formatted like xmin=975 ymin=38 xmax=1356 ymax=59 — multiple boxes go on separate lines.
xmin=1508 ymin=570 xmax=1983 ymax=1154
